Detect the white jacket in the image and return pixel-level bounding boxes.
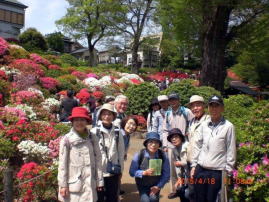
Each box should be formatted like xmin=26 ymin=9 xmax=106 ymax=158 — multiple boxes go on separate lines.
xmin=91 ymin=123 xmax=125 ymax=177
xmin=187 ymin=114 xmax=210 ymax=162
xmin=58 ymin=128 xmax=103 ymax=202
xmin=191 ymin=118 xmax=236 ymax=173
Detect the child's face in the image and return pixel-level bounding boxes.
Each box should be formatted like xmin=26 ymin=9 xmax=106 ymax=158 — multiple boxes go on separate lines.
xmin=170 ymin=134 xmax=182 ymax=146
xmin=146 ymin=140 xmax=160 ymax=153
xmin=72 ymin=117 xmax=88 ymax=133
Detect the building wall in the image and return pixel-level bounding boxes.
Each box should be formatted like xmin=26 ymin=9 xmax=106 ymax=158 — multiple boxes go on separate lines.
xmin=0 ymin=2 xmax=25 ymax=39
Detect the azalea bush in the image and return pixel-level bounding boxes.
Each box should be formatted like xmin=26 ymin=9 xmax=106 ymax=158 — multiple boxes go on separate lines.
xmin=57 ymin=74 xmax=77 ymax=91
xmin=225 ymin=100 xmax=269 ymax=201
xmin=13 ymin=74 xmax=38 ymax=91
xmin=8 ymin=44 xmax=29 ymax=59
xmin=0 ymin=106 xmax=27 ymax=124
xmin=71 ymin=70 xmax=87 ymax=80
xmin=2 ymin=121 xmax=59 ymax=144
xmin=0 ymin=37 xmax=9 ymax=56
xmin=16 ymin=162 xmax=56 ymax=201
xmin=11 ymin=90 xmax=44 ymax=105
xmin=39 ymin=77 xmax=59 ymax=91
xmin=17 ymin=140 xmax=50 ymax=163
xmin=11 ymin=59 xmax=45 ymax=77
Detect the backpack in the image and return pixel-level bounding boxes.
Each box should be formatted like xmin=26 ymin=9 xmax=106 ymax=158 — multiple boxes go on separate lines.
xmin=137 ymin=148 xmax=165 ymax=169
xmin=165 ymin=106 xmax=190 ymax=135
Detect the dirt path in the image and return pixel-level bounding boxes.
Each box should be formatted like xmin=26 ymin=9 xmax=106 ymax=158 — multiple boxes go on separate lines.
xmin=120 ymin=136 xmax=179 ymax=202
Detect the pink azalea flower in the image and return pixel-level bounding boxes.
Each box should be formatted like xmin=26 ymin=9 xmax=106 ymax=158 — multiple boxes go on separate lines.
xmin=262 ymin=155 xmax=269 ymax=166
xmin=252 ymin=163 xmax=259 ymax=175
xmin=265 ymin=173 xmax=269 ymax=178
xmin=233 ymin=169 xmax=238 ymax=178
xmin=244 ymin=164 xmax=252 ymax=173
xmin=239 ymin=143 xmax=245 ymax=147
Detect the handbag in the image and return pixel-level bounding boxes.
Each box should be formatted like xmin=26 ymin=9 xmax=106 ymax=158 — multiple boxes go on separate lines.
xmin=106 ymin=160 xmax=121 ymax=174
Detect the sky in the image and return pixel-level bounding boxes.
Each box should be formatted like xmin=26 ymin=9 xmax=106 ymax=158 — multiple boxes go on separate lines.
xmin=19 ymin=0 xmax=69 ymax=35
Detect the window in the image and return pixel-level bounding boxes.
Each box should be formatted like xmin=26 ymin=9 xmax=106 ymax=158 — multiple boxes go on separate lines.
xmin=0 ymin=9 xmax=24 ymax=25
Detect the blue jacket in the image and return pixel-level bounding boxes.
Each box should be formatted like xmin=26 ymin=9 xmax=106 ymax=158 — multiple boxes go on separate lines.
xmin=129 ymin=149 xmax=170 ymax=188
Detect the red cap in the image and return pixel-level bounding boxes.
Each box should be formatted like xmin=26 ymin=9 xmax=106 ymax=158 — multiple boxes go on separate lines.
xmin=68 ymin=107 xmax=91 ymax=121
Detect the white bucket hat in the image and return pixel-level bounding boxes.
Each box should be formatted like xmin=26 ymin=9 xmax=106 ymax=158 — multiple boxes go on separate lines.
xmin=158 ymin=95 xmax=169 ymax=102
xmin=187 ymin=95 xmax=205 ymax=107
xmin=97 ymin=103 xmax=117 ymax=120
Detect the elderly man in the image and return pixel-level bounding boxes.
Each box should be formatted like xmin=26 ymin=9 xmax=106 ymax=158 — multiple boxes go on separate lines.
xmin=186 ymin=95 xmax=210 ymax=202
xmin=162 ymin=93 xmax=194 ymax=199
xmin=152 ymin=95 xmax=170 ymax=142
xmin=186 ymin=95 xmax=210 ymax=163
xmin=114 ymin=95 xmax=129 ymax=128
xmin=191 ymin=95 xmax=236 ymax=202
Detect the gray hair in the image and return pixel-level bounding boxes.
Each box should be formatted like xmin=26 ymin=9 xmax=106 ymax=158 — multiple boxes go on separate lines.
xmin=115 ymin=95 xmax=129 ymax=103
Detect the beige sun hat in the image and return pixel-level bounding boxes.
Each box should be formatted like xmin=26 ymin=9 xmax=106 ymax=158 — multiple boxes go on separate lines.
xmin=187 ymin=95 xmax=205 ymax=107
xmin=158 ymin=95 xmax=169 ymax=102
xmin=97 ymin=103 xmax=117 ymax=120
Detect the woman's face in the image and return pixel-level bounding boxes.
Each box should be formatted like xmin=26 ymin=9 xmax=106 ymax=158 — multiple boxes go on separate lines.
xmin=146 ymin=139 xmax=160 ymax=154
xmin=124 ymin=119 xmax=137 ymax=134
xmin=72 ymin=117 xmax=88 ymax=133
xmin=100 ymin=109 xmax=114 ymax=125
xmin=152 ymin=104 xmax=160 ymax=112
xmin=170 ymin=134 xmax=182 ymax=147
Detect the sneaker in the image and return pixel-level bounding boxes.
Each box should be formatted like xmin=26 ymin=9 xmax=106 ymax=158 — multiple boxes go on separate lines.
xmin=168 ymin=192 xmax=178 ymax=199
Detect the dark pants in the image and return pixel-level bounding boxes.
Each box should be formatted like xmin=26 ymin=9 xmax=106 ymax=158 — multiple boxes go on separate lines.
xmin=193 ymin=165 xmax=222 ymax=202
xmin=137 ymin=185 xmax=160 ymax=202
xmin=97 ymin=174 xmax=120 ymax=202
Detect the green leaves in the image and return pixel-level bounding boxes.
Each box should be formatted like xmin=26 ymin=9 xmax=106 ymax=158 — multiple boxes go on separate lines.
xmin=125 ymin=82 xmax=159 ymax=115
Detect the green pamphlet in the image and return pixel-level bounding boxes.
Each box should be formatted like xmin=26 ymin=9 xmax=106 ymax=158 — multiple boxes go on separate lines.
xmin=149 ymin=159 xmax=162 ymax=176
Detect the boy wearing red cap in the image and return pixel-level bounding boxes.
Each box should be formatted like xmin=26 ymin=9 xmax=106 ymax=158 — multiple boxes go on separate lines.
xmin=58 ymin=107 xmax=104 ymax=202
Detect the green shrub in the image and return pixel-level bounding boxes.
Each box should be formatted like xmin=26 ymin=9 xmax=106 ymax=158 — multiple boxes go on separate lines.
xmin=162 ymin=79 xmax=196 ymax=105
xmin=45 ymin=32 xmax=64 ymax=53
xmin=195 ymin=86 xmax=221 ymax=104
xmin=231 ymin=101 xmax=269 ymax=202
xmin=60 ymin=54 xmax=79 ymax=66
xmin=162 ymin=79 xmax=221 ymax=106
xmin=0 ymin=136 xmax=15 ymax=160
xmin=57 ymin=75 xmax=78 ymax=91
xmin=43 ymin=55 xmax=63 ymax=66
xmin=45 ymin=69 xmax=65 ymax=78
xmin=224 ymin=95 xmax=254 ymax=136
xmin=0 ymin=80 xmax=10 ymax=105
xmin=19 ymin=28 xmax=48 ymax=52
xmin=125 ymin=82 xmax=159 ymax=115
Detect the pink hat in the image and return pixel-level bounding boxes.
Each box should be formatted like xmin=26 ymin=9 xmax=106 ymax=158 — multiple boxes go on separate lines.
xmin=68 ymin=107 xmax=91 ymax=121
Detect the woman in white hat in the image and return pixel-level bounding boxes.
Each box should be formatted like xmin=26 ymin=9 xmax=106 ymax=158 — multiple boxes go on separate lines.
xmin=91 ymin=103 xmax=125 ymax=202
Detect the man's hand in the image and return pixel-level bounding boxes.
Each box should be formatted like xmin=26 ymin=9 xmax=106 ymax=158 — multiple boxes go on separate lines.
xmin=143 ymin=168 xmax=154 ymax=176
xmin=60 ymin=187 xmax=69 ymax=197
xmin=174 ymin=161 xmax=182 ymax=167
xmin=190 ymin=167 xmax=196 ymax=178
xmin=150 ymin=186 xmax=160 ymax=195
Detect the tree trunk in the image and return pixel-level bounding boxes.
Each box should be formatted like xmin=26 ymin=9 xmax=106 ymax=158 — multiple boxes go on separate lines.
xmin=131 ymin=40 xmax=140 ymax=74
xmin=200 ymin=5 xmax=232 ymax=92
xmin=88 ymin=45 xmax=97 ymax=67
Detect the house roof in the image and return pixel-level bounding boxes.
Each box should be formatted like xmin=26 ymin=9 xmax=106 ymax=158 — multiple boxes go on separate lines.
xmin=229 ymin=81 xmax=260 ymax=96
xmin=2 ymin=0 xmax=28 ymax=8
xmin=71 ymin=48 xmax=89 ymax=54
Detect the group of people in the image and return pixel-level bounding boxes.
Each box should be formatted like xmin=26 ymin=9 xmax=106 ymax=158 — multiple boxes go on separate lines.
xmin=57 ymin=92 xmax=236 ymax=202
